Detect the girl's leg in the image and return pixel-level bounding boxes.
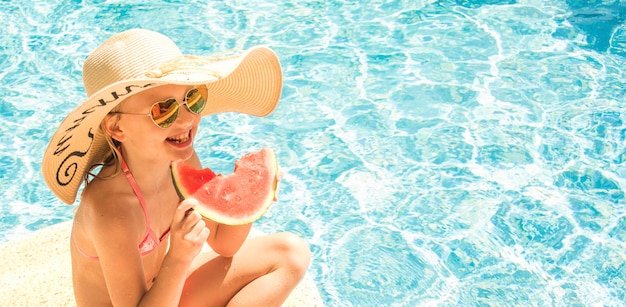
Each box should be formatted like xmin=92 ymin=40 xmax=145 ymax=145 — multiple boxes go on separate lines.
xmin=180 ymin=232 xmax=311 ymax=307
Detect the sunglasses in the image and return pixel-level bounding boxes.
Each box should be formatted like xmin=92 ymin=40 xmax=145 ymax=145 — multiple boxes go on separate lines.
xmin=110 ymin=86 xmax=208 ymax=128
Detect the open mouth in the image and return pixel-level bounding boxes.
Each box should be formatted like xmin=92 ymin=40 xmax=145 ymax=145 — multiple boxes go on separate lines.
xmin=166 ymin=130 xmax=191 ymax=144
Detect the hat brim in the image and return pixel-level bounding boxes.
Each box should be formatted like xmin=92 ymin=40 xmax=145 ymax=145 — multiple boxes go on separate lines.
xmin=42 ymin=46 xmax=282 ymax=204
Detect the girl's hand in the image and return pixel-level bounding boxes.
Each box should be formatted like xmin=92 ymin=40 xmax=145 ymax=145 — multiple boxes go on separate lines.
xmin=168 ymin=198 xmax=210 ymax=263
xmin=274 ymin=168 xmax=284 ymax=202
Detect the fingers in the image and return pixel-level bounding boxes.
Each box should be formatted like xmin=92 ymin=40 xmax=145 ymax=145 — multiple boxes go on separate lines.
xmin=173 ymin=198 xmax=209 ymax=238
xmin=273 ymin=168 xmax=283 ymax=202
xmin=276 ymin=168 xmax=284 ymax=182
xmin=174 ymin=198 xmax=197 ymax=221
xmin=183 ymin=216 xmax=209 ymax=241
xmin=168 ymin=199 xmax=210 ymax=262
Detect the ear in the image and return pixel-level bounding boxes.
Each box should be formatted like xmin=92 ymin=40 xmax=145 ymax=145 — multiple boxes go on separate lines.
xmin=102 ymin=114 xmax=126 ymax=142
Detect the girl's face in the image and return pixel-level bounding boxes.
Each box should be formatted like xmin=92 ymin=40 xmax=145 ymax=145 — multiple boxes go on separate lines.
xmin=112 ymin=84 xmax=202 ymax=163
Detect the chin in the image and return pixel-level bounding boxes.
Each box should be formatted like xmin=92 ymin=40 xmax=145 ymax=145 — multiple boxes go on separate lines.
xmin=162 ymin=141 xmax=193 ymax=161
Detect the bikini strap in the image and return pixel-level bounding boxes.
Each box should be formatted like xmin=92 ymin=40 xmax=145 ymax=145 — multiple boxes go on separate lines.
xmin=72 ymin=230 xmax=100 ymax=260
xmin=118 ymin=148 xmax=152 ymax=229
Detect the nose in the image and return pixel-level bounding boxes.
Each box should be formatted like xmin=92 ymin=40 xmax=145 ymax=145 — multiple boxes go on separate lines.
xmin=175 ymin=103 xmax=197 ymax=124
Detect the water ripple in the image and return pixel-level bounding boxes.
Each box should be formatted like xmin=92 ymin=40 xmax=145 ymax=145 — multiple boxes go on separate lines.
xmin=2 ymin=0 xmax=626 ymax=305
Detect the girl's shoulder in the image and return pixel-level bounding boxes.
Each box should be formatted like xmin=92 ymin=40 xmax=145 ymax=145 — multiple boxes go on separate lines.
xmin=78 ymin=173 xmax=143 ymax=232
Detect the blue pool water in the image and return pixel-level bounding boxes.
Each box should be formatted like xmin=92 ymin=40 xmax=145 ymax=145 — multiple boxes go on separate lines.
xmin=1 ymin=0 xmax=625 ymax=305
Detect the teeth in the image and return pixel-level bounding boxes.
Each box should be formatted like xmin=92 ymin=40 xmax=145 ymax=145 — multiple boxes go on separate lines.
xmin=167 ymin=132 xmax=190 ymax=143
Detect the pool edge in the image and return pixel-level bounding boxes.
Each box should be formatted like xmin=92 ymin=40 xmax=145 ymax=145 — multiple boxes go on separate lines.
xmin=0 ymin=221 xmax=323 ymax=306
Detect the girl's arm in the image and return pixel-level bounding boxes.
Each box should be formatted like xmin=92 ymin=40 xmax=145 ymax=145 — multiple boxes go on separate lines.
xmin=87 ymin=199 xmax=152 ymax=306
xmin=184 ymin=150 xmax=253 ymax=257
xmin=205 ymin=220 xmax=252 ymax=257
xmin=86 ymin=194 xmax=208 ymax=306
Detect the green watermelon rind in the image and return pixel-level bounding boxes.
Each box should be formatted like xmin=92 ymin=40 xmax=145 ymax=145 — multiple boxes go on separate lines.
xmin=171 ymin=148 xmax=279 ymax=226
xmin=171 ymin=162 xmax=191 ymax=200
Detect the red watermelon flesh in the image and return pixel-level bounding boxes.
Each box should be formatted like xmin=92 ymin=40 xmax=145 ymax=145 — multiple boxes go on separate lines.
xmin=171 ymin=147 xmax=279 ymax=225
xmin=170 ymin=160 xmax=217 ymax=199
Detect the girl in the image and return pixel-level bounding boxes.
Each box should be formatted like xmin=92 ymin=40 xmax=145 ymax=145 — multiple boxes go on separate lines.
xmin=42 ymin=29 xmax=311 ymax=306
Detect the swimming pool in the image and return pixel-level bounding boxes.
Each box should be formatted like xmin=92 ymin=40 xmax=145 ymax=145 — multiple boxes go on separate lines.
xmin=1 ymin=0 xmax=625 ymax=305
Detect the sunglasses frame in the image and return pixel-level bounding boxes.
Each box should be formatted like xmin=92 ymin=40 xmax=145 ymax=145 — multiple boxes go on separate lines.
xmin=109 ymin=85 xmax=208 ymax=129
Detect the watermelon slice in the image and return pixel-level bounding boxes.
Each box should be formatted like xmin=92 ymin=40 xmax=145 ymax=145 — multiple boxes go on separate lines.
xmin=171 ymin=147 xmax=279 ymax=225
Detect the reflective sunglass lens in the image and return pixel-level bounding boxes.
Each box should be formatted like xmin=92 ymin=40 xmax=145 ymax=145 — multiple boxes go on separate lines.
xmin=186 ymin=87 xmax=207 ymax=114
xmin=151 ymin=98 xmax=179 ymax=128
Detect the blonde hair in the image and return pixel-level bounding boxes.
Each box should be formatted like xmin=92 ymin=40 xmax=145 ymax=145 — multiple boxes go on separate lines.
xmin=83 ymin=114 xmax=123 ymax=185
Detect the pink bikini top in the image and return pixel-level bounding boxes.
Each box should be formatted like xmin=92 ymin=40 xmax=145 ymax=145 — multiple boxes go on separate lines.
xmin=74 ymin=151 xmax=171 ymax=260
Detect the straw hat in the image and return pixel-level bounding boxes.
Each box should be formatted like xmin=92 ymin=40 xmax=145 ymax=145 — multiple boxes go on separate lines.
xmin=42 ymin=28 xmax=283 ymax=204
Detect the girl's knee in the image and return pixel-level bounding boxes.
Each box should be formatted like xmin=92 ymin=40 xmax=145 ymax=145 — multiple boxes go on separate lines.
xmin=274 ymin=232 xmax=311 ymax=275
